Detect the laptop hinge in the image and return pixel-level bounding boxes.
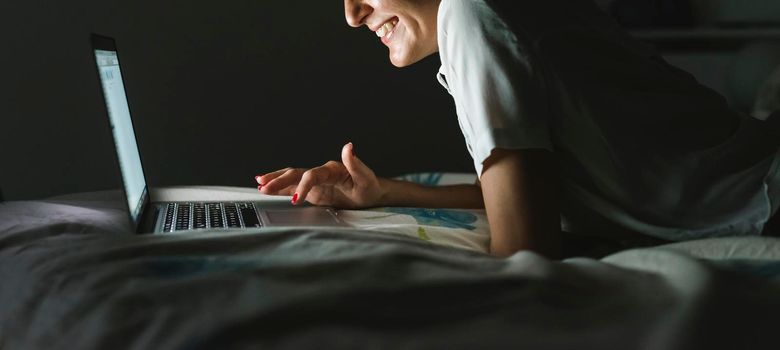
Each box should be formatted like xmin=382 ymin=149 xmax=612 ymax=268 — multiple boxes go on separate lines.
xmin=137 ymin=204 xmax=160 ymax=234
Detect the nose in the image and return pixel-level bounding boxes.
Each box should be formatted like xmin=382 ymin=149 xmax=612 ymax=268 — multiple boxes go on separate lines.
xmin=344 ymin=0 xmax=372 ymax=28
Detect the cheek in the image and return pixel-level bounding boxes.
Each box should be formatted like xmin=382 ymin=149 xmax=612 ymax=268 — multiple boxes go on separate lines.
xmin=387 ymin=14 xmax=434 ymax=67
xmin=390 ymin=25 xmax=415 ymax=65
xmin=399 ymin=23 xmax=420 ymax=49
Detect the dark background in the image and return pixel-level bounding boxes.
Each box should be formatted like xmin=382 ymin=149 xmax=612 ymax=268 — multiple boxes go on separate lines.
xmin=2 ymin=0 xmax=779 ymax=200
xmin=0 ymin=0 xmax=469 ymax=201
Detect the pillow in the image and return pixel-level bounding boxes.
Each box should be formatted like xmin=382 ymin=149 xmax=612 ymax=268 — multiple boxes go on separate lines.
xmin=0 ymin=191 xmax=131 ymax=247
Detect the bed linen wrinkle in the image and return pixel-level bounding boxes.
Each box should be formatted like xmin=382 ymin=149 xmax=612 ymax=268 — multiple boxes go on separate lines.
xmin=2 ymin=189 xmax=780 ymax=349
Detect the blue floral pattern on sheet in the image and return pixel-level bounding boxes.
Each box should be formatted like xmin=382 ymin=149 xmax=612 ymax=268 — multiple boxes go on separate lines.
xmin=381 ymin=208 xmax=478 ymax=230
xmin=399 ymin=173 xmax=444 ymax=187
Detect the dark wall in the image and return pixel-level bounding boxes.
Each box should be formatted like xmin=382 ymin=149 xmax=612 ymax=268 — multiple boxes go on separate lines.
xmin=0 ymin=1 xmax=472 ymax=200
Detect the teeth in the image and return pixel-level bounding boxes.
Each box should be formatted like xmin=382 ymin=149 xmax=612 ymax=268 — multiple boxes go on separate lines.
xmin=375 ymin=22 xmax=395 ymax=38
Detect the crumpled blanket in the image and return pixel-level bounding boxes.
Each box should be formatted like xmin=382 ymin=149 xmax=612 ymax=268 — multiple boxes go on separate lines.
xmin=1 ymin=190 xmax=780 ymax=349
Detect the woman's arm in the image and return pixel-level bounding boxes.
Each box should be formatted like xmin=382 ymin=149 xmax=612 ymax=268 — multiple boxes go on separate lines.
xmin=257 ymin=144 xmax=561 ymax=258
xmin=480 ymin=148 xmax=560 ymax=258
xmin=257 ymin=143 xmax=484 ymax=210
xmin=376 ymin=178 xmax=484 ymax=209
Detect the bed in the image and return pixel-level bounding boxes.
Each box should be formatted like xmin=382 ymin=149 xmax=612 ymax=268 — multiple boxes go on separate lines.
xmin=1 ymin=173 xmax=779 ymax=349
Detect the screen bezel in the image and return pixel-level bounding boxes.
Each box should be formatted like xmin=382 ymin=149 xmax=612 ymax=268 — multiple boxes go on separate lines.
xmin=91 ymin=33 xmax=151 ymax=233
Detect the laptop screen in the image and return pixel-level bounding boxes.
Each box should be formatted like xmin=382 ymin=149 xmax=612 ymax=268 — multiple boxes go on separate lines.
xmin=94 ymin=48 xmax=148 ymax=224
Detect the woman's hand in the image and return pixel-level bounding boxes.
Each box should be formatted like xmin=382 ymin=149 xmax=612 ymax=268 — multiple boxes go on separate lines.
xmin=255 ymin=143 xmax=385 ymax=209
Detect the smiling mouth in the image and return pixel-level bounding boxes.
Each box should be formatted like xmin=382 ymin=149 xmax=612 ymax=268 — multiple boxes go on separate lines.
xmin=375 ymin=18 xmax=399 ymax=43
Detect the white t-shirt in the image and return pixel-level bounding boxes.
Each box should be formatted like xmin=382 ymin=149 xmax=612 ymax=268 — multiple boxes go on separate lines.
xmin=436 ymin=0 xmax=780 ymax=241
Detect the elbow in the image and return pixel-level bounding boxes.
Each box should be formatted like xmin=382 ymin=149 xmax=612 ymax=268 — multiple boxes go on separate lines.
xmin=490 ymin=237 xmax=560 ymax=259
xmin=490 ymin=246 xmax=521 ymax=258
xmin=489 ymin=242 xmax=529 ymax=258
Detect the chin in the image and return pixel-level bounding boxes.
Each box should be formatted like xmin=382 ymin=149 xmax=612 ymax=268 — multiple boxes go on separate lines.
xmin=389 ymin=58 xmax=411 ymax=68
xmin=389 ymin=54 xmax=411 ymax=68
xmin=389 ymin=51 xmax=424 ymax=68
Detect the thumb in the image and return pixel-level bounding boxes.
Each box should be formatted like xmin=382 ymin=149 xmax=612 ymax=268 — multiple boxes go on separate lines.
xmin=341 ymin=142 xmax=374 ymax=184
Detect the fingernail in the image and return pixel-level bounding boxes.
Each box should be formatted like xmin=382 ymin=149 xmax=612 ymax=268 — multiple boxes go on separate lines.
xmin=350 ymin=144 xmax=356 ymax=157
xmin=255 ymin=175 xmax=262 ymax=183
xmin=291 ymin=193 xmax=299 ymax=205
xmin=257 ymin=185 xmax=263 ymax=192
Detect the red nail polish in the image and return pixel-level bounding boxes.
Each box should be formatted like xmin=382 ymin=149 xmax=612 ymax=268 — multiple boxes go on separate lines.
xmin=257 ymin=185 xmax=263 ymax=192
xmin=292 ymin=193 xmax=299 ymax=204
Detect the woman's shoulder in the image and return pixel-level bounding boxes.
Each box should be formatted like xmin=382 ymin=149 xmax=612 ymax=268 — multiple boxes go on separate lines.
xmin=440 ymin=0 xmax=487 ymax=12
xmin=439 ymin=0 xmax=495 ymax=24
xmin=442 ymin=0 xmax=510 ymax=27
xmin=438 ymin=0 xmax=512 ymax=40
xmin=440 ymin=0 xmax=581 ymax=38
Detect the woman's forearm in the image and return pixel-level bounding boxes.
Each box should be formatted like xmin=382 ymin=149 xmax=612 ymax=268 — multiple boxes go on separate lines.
xmin=376 ymin=178 xmax=484 ymax=209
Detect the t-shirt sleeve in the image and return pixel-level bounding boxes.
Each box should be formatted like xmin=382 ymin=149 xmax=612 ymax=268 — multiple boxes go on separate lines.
xmin=439 ymin=0 xmax=552 ymax=177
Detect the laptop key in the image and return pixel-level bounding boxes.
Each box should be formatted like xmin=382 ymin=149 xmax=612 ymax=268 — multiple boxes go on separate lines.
xmin=175 ymin=203 xmax=192 ymax=230
xmin=224 ymin=204 xmax=241 ymax=228
xmin=206 ymin=203 xmax=223 ymax=228
xmin=240 ymin=205 xmax=261 ymax=228
xmin=193 ymin=203 xmax=207 ymax=229
xmin=163 ymin=204 xmax=175 ymax=232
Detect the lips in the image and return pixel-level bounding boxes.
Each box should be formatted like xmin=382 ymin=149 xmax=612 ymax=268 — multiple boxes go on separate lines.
xmin=374 ymin=18 xmax=399 ymax=45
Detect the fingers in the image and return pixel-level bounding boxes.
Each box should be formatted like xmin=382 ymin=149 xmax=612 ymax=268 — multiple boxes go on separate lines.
xmin=256 ymin=168 xmax=293 ymax=186
xmin=269 ymin=184 xmax=297 ymax=196
xmin=256 ymin=142 xmax=369 ymax=205
xmin=260 ymin=168 xmax=303 ymax=195
xmin=293 ymin=161 xmax=344 ymax=205
xmin=341 ymin=142 xmax=375 ymax=186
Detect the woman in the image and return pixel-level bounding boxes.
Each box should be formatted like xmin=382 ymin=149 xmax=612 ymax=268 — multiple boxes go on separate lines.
xmin=256 ymin=0 xmax=780 ymax=258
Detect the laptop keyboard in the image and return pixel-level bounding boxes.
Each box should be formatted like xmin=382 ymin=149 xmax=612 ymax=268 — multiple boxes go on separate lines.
xmin=162 ymin=202 xmax=262 ymax=232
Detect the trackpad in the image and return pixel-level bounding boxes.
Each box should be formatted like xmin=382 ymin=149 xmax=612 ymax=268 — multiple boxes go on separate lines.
xmin=262 ymin=208 xmax=343 ymax=226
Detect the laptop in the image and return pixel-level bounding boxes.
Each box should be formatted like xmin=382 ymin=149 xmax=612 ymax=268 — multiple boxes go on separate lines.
xmin=91 ymin=34 xmax=344 ymax=234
